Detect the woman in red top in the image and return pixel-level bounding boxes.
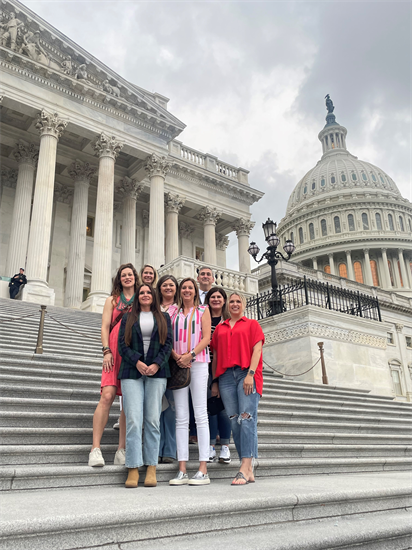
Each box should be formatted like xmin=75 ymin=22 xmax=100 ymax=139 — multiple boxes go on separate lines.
xmin=211 ymin=292 xmax=264 ymax=485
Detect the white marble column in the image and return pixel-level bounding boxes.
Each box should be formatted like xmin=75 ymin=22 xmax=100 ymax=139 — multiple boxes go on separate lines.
xmin=117 ymin=177 xmax=143 ymax=265
xmin=142 ymin=210 xmax=150 ymax=264
xmin=165 ymin=193 xmax=185 ymax=264
xmin=65 ymin=161 xmax=96 ymax=308
xmin=232 ymin=218 xmax=255 ymax=273
xmin=179 ymin=221 xmax=195 ymax=258
xmin=5 ymin=141 xmax=38 ymax=276
xmin=397 ymin=249 xmax=409 ymax=289
xmin=312 ymin=257 xmax=318 ymax=271
xmin=216 ymin=233 xmax=229 ymax=268
xmin=328 ymin=252 xmax=335 ymax=275
xmin=199 ymin=206 xmax=221 ymax=266
xmin=381 ymin=248 xmax=392 ymax=288
xmin=363 ymin=248 xmax=374 ymax=286
xmin=82 ymin=133 xmax=123 ymax=312
xmin=23 ymin=110 xmax=67 ymax=305
xmin=345 ymin=250 xmax=355 ymax=280
xmin=404 ymin=254 xmax=412 ymax=289
xmin=145 ymin=154 xmax=170 ymax=268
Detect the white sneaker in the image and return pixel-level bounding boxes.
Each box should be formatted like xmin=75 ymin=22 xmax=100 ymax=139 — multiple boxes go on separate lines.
xmin=113 ymin=417 xmax=120 ymax=430
xmin=219 ymin=445 xmax=231 ymax=464
xmin=169 ymin=471 xmax=189 ymax=485
xmin=114 ymin=448 xmax=126 ymax=465
xmin=207 ymin=445 xmax=216 ymax=463
xmin=88 ymin=448 xmax=105 ymax=467
xmin=189 ymin=471 xmax=210 ymax=485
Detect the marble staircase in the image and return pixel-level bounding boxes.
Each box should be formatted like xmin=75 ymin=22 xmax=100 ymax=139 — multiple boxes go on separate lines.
xmin=0 ymin=297 xmax=411 ymax=549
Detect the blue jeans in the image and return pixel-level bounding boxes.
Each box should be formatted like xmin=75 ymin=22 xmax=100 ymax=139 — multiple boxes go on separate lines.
xmin=219 ymin=367 xmax=260 ymax=459
xmin=209 ymin=409 xmax=231 ymax=445
xmin=159 ymin=389 xmax=176 ymax=459
xmin=121 ymin=377 xmax=167 ymax=468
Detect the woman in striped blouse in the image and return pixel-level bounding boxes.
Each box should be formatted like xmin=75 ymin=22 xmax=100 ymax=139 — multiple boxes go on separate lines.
xmin=169 ymin=277 xmax=211 ymax=486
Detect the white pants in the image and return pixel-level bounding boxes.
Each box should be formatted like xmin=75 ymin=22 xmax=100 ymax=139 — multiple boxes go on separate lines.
xmin=173 ymin=361 xmax=209 ymax=462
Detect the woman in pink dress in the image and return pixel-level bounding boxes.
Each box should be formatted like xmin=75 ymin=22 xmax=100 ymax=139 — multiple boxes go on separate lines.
xmin=88 ymin=263 xmax=140 ymax=467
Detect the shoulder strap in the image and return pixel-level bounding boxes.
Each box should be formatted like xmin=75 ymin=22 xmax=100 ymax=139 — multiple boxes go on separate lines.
xmin=186 ymin=307 xmax=197 ymax=353
xmin=109 ymin=304 xmax=132 ymax=333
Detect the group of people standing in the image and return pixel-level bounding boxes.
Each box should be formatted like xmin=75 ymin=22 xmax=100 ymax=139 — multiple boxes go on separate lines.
xmin=88 ymin=263 xmax=265 ymax=488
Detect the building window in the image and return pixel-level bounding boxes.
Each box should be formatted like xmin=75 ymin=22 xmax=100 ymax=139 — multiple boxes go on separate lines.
xmin=352 ymin=172 xmax=357 ymax=181
xmin=339 ymin=263 xmax=348 ymax=278
xmin=387 ymin=332 xmax=394 ymax=345
xmin=86 ymin=216 xmax=94 ymax=238
xmin=195 ymin=247 xmax=204 ymax=261
xmin=398 ymin=262 xmax=404 ymax=287
xmin=388 ymin=260 xmax=395 ymax=286
xmin=348 ymin=214 xmax=355 ymax=231
xmin=370 ymin=260 xmax=380 ymax=286
xmin=408 ymin=219 xmax=412 ymax=232
xmin=309 ymin=223 xmax=315 ymax=240
xmin=389 ymin=363 xmax=403 ymax=396
xmin=361 ymin=172 xmax=367 ymax=181
xmin=362 ymin=213 xmax=369 ymax=230
xmin=388 ymin=214 xmax=394 ymax=231
xmin=324 ymin=265 xmax=331 ymax=274
xmin=334 ymin=216 xmax=341 ymax=233
xmin=406 ymin=336 xmax=412 ymax=349
xmin=312 ymin=180 xmax=316 ymax=190
xmin=341 ymin=173 xmax=346 ymax=182
xmin=299 ymin=227 xmax=304 ymax=244
xmin=321 ymin=219 xmax=327 ymax=236
xmin=399 ymin=216 xmax=405 ymax=232
xmin=379 ymin=174 xmax=385 ymax=184
xmin=321 ymin=177 xmax=326 ymax=187
xmin=331 ymin=175 xmax=336 ymax=184
xmin=371 ymin=173 xmax=377 ymax=182
xmin=375 ymin=213 xmax=382 ymax=230
xmin=303 ymin=184 xmax=308 ymax=194
xmin=353 ymin=261 xmax=364 ymax=284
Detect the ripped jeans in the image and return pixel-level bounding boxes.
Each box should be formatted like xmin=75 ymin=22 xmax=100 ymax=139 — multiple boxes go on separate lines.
xmin=218 ymin=366 xmax=260 ymax=460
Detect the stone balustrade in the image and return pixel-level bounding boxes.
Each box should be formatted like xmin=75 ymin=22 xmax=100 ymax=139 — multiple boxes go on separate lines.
xmin=180 ymin=146 xmax=205 ymax=166
xmin=158 ymin=256 xmax=259 ymax=297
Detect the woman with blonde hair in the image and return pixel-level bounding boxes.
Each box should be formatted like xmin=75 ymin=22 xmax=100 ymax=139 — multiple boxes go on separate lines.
xmin=169 ymin=277 xmax=211 ymax=485
xmin=88 ymin=263 xmax=140 ymax=467
xmin=140 ymin=264 xmax=158 ymax=287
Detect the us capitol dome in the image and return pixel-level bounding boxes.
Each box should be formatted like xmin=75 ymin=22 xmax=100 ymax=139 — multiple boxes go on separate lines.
xmin=277 ymin=96 xmax=412 ymax=296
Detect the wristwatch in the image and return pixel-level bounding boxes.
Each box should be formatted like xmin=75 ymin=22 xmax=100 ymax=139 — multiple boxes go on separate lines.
xmin=190 ymin=350 xmax=196 ymax=360
xmin=102 ymin=346 xmax=110 ymax=352
xmin=248 ymin=369 xmax=255 ymax=376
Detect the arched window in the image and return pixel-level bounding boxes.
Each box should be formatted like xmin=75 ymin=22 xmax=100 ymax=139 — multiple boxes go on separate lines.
xmin=341 ymin=173 xmax=346 ymax=182
xmin=324 ymin=265 xmax=331 ymax=274
xmin=375 ymin=213 xmax=382 ymax=230
xmin=388 ymin=214 xmax=394 ymax=231
xmin=321 ymin=177 xmax=326 ymax=187
xmin=408 ymin=219 xmax=412 ymax=232
xmin=339 ymin=263 xmax=348 ymax=278
xmin=352 ymin=172 xmax=357 ymax=181
xmin=371 ymin=173 xmax=377 ymax=182
xmin=290 ymin=231 xmax=294 ymax=242
xmin=379 ymin=174 xmax=385 ymax=184
xmin=370 ymin=260 xmax=380 ymax=286
xmin=309 ymin=223 xmax=315 ymax=240
xmin=303 ymin=184 xmax=308 ymax=194
xmin=299 ymin=227 xmax=304 ymax=244
xmin=334 ymin=216 xmax=341 ymax=233
xmin=348 ymin=214 xmax=355 ymax=231
xmin=321 ymin=219 xmax=327 ymax=236
xmin=399 ymin=216 xmax=405 ymax=231
xmin=312 ymin=180 xmax=316 ymax=190
xmin=388 ymin=260 xmax=395 ymax=286
xmin=361 ymin=172 xmax=367 ymax=181
xmin=362 ymin=213 xmax=369 ymax=230
xmin=398 ymin=262 xmax=404 ymax=287
xmin=331 ymin=175 xmax=336 ymax=184
xmin=353 ymin=261 xmax=364 ymax=284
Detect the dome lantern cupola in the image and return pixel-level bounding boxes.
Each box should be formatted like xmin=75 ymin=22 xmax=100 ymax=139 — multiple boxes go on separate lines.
xmin=318 ymin=95 xmax=348 ymax=156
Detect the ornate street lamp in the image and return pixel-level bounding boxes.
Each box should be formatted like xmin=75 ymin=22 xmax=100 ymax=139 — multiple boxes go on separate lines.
xmin=248 ymin=218 xmax=295 ymax=314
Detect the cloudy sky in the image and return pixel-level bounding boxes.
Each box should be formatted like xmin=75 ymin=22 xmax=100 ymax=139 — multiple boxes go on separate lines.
xmin=20 ymin=0 xmax=411 ymax=268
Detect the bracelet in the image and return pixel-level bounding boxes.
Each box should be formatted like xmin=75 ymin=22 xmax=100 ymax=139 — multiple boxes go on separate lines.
xmin=103 ymin=349 xmax=112 ymax=356
xmin=102 ymin=346 xmax=110 ymax=352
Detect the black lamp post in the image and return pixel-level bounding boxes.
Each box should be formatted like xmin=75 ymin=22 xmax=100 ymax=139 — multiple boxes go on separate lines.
xmin=248 ymin=218 xmax=295 ymax=315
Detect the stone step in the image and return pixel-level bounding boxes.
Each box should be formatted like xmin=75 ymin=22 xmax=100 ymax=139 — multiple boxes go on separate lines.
xmin=122 ymin=509 xmax=412 ymax=550
xmin=0 ymin=350 xmax=102 ymax=367
xmin=0 ymin=427 xmax=120 ymax=446
xmin=0 ymin=329 xmax=101 ymax=351
xmin=0 ymin=365 xmax=102 ymax=381
xmin=259 ymin=401 xmax=412 ymax=418
xmin=0 ymin=320 xmax=101 ymax=338
xmin=0 ymin=342 xmax=101 ymax=359
xmin=258 ymin=418 xmax=412 ymax=435
xmin=0 ymin=472 xmax=410 ymax=549
xmin=0 ymin=410 xmax=118 ymax=429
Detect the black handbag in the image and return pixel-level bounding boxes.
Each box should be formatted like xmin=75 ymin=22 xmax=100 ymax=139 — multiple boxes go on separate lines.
xmin=167 ymin=356 xmax=191 ymax=390
xmin=207 ymin=395 xmax=225 ymax=416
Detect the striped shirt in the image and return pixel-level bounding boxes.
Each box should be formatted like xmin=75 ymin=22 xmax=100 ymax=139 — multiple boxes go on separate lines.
xmin=171 ymin=305 xmax=210 ymax=363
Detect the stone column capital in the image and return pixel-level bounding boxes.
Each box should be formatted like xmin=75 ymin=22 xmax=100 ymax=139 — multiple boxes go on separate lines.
xmin=94 ymin=133 xmax=124 ymax=160
xmin=36 ymin=110 xmax=68 ymax=139
xmin=1 ymin=167 xmax=18 ymax=189
xmin=328 ymin=252 xmax=334 ymax=258
xmin=145 ymin=153 xmax=171 ymax=178
xmin=216 ymin=233 xmax=229 ymax=251
xmin=363 ymin=248 xmax=370 ymax=255
xmin=199 ymin=206 xmax=221 ymax=226
xmin=54 ymin=182 xmax=73 ymax=204
xmin=344 ymin=250 xmax=352 ymax=256
xmin=13 ymin=141 xmax=39 ymax=167
xmin=397 ymin=248 xmax=404 ymax=255
xmin=116 ymin=176 xmax=144 ymax=201
xmin=68 ymin=160 xmax=97 ymax=183
xmin=165 ymin=192 xmax=185 ymax=213
xmin=179 ymin=221 xmax=194 ymax=239
xmin=232 ymin=218 xmax=255 ymax=237
xmin=395 ymin=323 xmax=404 ymax=333
xmin=142 ymin=210 xmax=150 ymax=228
xmin=381 ymin=248 xmax=387 ymax=254
xmin=311 ymin=256 xmax=318 ymax=262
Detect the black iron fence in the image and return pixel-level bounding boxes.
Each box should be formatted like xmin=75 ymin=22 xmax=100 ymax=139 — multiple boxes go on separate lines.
xmin=246 ymin=276 xmax=382 ymax=322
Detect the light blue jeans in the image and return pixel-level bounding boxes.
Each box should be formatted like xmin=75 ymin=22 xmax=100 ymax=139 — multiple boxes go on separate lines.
xmin=121 ymin=377 xmax=167 ymax=468
xmin=218 ymin=366 xmax=260 ymax=459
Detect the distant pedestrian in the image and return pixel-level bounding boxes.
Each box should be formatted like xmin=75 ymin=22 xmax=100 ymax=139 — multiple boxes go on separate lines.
xmin=8 ymin=268 xmax=27 ymax=299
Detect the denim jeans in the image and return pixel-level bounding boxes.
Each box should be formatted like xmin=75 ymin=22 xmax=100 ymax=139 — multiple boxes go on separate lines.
xmin=159 ymin=388 xmax=176 ymax=459
xmin=208 ymin=371 xmax=231 ymax=445
xmin=121 ymin=376 xmax=167 ymax=468
xmin=219 ymin=366 xmax=260 ymax=459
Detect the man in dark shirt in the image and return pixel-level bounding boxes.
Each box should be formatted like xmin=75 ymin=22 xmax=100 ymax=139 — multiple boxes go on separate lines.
xmin=9 ymin=268 xmax=27 ymax=299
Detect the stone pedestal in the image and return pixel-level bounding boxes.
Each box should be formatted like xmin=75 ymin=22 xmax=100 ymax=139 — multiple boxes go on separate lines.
xmin=82 ymin=134 xmax=123 ymax=312
xmin=146 ymin=154 xmax=170 ymax=268
xmin=23 ymin=110 xmax=67 ymax=305
xmin=165 ymin=193 xmax=185 ymax=264
xmin=65 ymin=161 xmax=96 ymax=309
xmin=199 ymin=206 xmax=221 ymax=266
xmin=232 ymin=218 xmax=255 ymax=273
xmin=5 ymin=142 xmax=38 ymax=276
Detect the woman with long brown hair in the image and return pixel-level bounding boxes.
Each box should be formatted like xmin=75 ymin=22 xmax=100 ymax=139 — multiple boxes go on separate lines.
xmin=88 ymin=263 xmax=139 ymax=467
xmin=118 ymin=284 xmax=173 ymax=488
xmin=140 ymin=264 xmax=158 ymax=287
